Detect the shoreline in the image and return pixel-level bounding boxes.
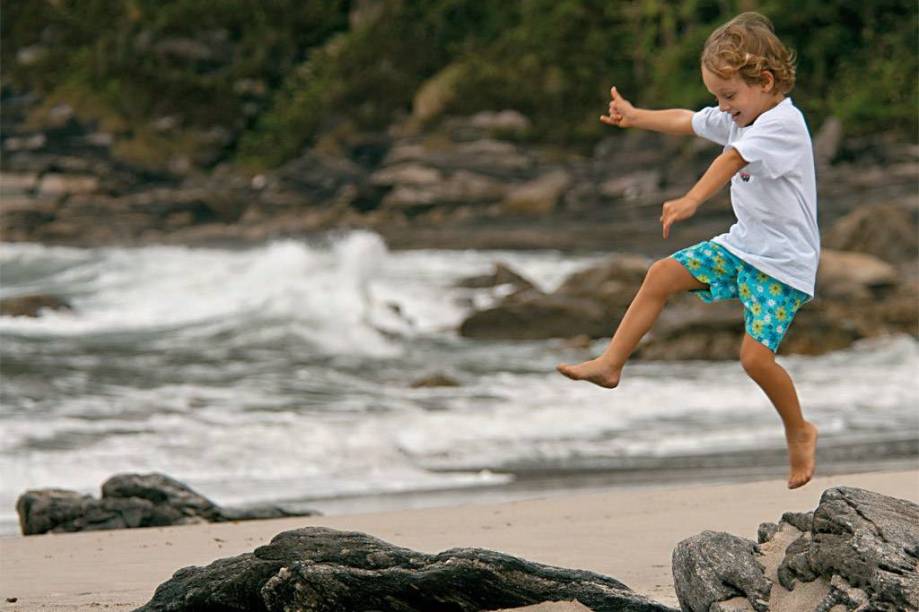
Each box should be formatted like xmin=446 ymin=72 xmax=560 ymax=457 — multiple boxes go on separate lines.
xmin=2 ymin=468 xmax=916 ymax=610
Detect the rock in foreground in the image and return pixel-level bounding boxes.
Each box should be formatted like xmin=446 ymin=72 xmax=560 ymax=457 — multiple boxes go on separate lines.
xmin=138 ymin=526 xmax=676 ymax=612
xmin=672 ymin=486 xmax=919 ymax=611
xmin=16 ymin=472 xmax=318 ymax=535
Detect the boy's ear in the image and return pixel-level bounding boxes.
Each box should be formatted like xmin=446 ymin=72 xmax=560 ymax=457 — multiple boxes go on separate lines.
xmin=760 ymin=70 xmax=776 ymax=92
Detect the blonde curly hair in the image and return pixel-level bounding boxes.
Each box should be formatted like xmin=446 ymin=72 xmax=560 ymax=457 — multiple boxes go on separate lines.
xmin=701 ymin=12 xmax=796 ymax=94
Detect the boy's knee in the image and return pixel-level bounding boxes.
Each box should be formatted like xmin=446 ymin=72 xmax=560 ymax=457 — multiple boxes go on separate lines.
xmin=642 ymin=258 xmax=681 ymax=297
xmin=741 ymin=345 xmax=775 ymax=377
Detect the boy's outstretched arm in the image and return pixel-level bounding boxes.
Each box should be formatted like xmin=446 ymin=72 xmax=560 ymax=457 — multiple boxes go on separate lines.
xmin=661 ymin=148 xmax=747 ymax=238
xmin=601 ymin=86 xmax=694 ymax=135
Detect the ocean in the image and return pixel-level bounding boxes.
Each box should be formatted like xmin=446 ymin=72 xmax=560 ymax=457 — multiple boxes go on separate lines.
xmin=1 ymin=231 xmax=916 ymax=534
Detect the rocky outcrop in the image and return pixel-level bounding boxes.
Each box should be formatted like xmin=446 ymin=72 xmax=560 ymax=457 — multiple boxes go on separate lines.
xmin=138 ymin=526 xmax=676 ymax=612
xmin=459 ymin=241 xmax=917 ymax=357
xmin=16 ymin=472 xmax=318 ymax=535
xmin=777 ymin=487 xmax=919 ymax=611
xmin=672 ymin=487 xmax=919 ymax=612
xmin=460 ymin=255 xmax=650 ymax=340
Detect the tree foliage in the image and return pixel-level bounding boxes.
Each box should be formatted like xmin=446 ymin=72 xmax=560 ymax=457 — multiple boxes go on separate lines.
xmin=2 ymin=0 xmax=915 ymax=168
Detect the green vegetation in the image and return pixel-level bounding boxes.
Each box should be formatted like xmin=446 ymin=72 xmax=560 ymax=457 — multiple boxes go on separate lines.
xmin=2 ymin=0 xmax=915 ymax=169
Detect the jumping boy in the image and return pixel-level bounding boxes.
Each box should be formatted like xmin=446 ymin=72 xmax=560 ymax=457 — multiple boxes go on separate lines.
xmin=557 ymin=12 xmax=819 ymax=489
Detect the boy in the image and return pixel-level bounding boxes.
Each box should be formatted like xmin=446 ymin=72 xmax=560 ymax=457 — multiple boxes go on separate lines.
xmin=557 ymin=12 xmax=819 ymax=489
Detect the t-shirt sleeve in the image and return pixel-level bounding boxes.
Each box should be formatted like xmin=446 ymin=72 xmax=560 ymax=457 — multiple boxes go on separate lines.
xmin=728 ymin=115 xmax=804 ymax=179
xmin=691 ymin=106 xmax=732 ymax=146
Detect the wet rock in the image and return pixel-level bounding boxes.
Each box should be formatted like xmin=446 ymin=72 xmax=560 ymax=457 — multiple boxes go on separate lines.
xmin=16 ymin=472 xmax=320 ymax=535
xmin=458 ymin=255 xmax=650 ymax=341
xmin=0 ymin=294 xmax=72 ymax=317
xmin=632 ymin=301 xmax=744 ymax=361
xmin=460 ymin=293 xmax=609 ymax=340
xmin=217 ymin=504 xmax=317 ymax=522
xmin=138 ymin=526 xmax=675 ymax=612
xmin=672 ymin=531 xmax=772 ymax=612
xmin=555 ymin=255 xmax=650 ymax=296
xmin=456 ymin=262 xmax=536 ymax=291
xmin=15 ymin=489 xmax=94 ymax=535
xmin=410 ymin=373 xmax=461 ymax=388
xmin=100 ymin=473 xmax=222 ymax=521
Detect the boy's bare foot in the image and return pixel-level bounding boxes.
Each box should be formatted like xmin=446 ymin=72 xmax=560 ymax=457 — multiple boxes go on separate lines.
xmin=556 ymin=358 xmax=622 ymax=389
xmin=786 ymin=421 xmax=818 ymax=489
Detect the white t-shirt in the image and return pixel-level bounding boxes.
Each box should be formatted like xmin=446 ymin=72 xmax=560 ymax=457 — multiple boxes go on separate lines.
xmin=691 ymin=97 xmax=819 ymax=297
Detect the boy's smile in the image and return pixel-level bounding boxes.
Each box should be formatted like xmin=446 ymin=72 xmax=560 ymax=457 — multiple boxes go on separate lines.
xmin=702 ymin=66 xmax=784 ymax=127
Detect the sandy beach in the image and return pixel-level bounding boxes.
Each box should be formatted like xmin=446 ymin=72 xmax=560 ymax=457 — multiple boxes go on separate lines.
xmin=1 ymin=468 xmax=917 ymax=610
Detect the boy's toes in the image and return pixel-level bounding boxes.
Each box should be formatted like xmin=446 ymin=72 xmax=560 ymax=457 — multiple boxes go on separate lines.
xmin=787 ymin=473 xmax=812 ymax=489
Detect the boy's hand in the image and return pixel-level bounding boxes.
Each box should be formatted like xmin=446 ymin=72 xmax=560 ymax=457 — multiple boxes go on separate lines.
xmin=660 ymin=196 xmax=700 ymax=239
xmin=600 ymin=86 xmax=637 ymax=128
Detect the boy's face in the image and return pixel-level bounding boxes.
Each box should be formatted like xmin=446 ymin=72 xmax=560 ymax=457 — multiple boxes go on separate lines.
xmin=702 ymin=66 xmax=780 ymax=127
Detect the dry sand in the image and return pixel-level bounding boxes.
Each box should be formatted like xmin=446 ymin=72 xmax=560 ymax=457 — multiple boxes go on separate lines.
xmin=1 ymin=469 xmax=917 ymax=611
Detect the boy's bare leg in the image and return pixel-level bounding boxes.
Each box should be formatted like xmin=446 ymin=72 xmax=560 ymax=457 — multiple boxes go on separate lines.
xmin=740 ymin=334 xmax=818 ymax=489
xmin=557 ymin=258 xmax=705 ymax=388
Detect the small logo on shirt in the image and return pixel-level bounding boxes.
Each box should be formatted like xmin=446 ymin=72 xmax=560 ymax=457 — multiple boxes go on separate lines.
xmin=739 ymin=172 xmax=751 ymax=182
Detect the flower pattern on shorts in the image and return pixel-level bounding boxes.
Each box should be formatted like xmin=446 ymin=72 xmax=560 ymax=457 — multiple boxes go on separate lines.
xmin=671 ymin=241 xmax=811 ymax=352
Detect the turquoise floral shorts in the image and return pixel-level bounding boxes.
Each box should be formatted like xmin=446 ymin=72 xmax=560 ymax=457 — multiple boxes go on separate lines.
xmin=671 ymin=241 xmax=811 ymax=352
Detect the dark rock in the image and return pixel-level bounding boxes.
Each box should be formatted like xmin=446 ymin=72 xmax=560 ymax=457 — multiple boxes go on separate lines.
xmin=276 ymin=150 xmax=366 ymax=203
xmin=756 ymin=522 xmax=779 ymax=544
xmin=458 ymin=255 xmax=649 ymax=340
xmin=672 ymin=531 xmax=771 ymax=612
xmin=410 ymin=373 xmax=461 ymax=388
xmin=555 ymin=255 xmax=650 ymax=296
xmin=0 ymin=294 xmax=72 ymax=317
xmin=456 ymin=262 xmax=536 ymax=290
xmin=776 ymin=533 xmax=815 ymax=589
xmin=138 ymin=526 xmax=676 ymax=612
xmin=633 ymin=301 xmax=744 ymax=361
xmin=16 ymin=489 xmax=93 ymax=535
xmin=460 ymin=293 xmax=609 ymax=340
xmin=101 ymin=473 xmax=222 ymax=522
xmin=216 ymin=504 xmax=315 ymax=522
xmin=16 ymin=472 xmax=319 ymax=535
xmin=779 ymin=511 xmax=814 ymax=533
xmin=776 ymin=486 xmax=919 ymax=610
